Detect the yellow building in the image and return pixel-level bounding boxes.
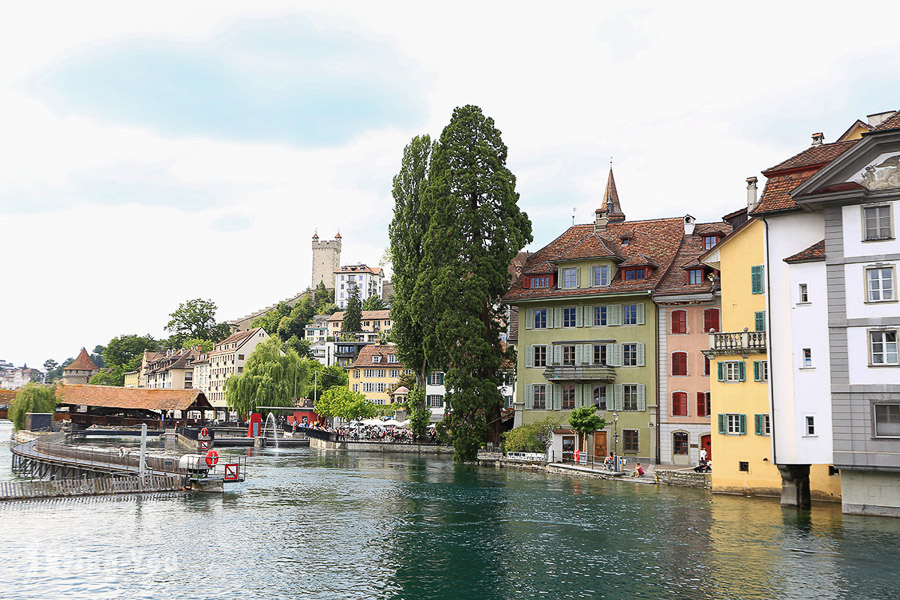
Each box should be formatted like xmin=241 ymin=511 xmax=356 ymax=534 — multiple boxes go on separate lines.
xmin=702 ymin=216 xmax=839 ymax=500
xmin=347 ymin=344 xmax=411 ymax=405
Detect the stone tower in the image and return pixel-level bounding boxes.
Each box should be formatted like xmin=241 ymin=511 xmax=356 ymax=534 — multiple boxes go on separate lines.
xmin=311 ymin=232 xmax=342 ymax=289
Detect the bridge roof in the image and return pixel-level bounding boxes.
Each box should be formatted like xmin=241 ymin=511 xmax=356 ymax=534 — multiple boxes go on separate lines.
xmin=57 ymin=384 xmax=212 ymax=412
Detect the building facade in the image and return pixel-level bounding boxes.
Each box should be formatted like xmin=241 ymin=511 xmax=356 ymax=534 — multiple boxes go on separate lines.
xmin=207 ymin=327 xmax=269 ymax=408
xmin=334 ymin=265 xmax=385 ymax=309
xmin=144 ymin=347 xmax=201 ymax=390
xmin=347 ymin=345 xmax=410 ymax=405
xmin=312 ymin=232 xmax=342 ymax=290
xmin=326 ymin=310 xmax=392 ymax=338
xmin=61 ymin=348 xmax=99 ymax=385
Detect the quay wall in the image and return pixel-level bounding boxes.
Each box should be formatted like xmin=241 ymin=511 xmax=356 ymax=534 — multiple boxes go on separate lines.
xmin=309 ymin=436 xmax=447 ymax=455
xmin=655 ymin=468 xmax=711 ymax=490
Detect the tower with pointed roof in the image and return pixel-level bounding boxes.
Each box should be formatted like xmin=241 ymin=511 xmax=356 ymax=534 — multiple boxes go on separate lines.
xmin=311 ymin=231 xmax=342 ymax=290
xmin=61 ymin=348 xmax=100 ymax=385
xmin=595 ymin=168 xmax=626 ymax=229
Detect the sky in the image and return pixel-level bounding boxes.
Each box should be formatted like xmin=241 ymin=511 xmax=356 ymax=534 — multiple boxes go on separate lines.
xmin=2 ymin=1 xmax=899 ymax=369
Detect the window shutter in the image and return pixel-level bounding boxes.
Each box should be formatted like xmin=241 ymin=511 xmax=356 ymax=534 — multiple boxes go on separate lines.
xmin=751 ymin=265 xmax=764 ymax=294
xmin=575 ymin=384 xmax=584 ymax=408
xmin=608 ymin=304 xmax=622 ymax=326
xmin=553 ymin=345 xmax=562 ymax=366
xmin=525 ymin=346 xmax=534 ymax=369
xmin=754 ymin=414 xmax=762 ymax=435
xmin=575 ymin=305 xmax=584 ymax=327
xmin=551 ymin=385 xmax=561 ymax=410
xmin=525 ymin=309 xmax=533 ymax=330
xmin=636 ymin=303 xmax=645 ymax=325
xmin=608 ymin=344 xmax=623 ymax=367
xmin=557 ymin=268 xmax=563 ymax=287
xmin=439 ymin=372 xmax=445 ymax=385
xmin=525 ymin=384 xmax=533 ymax=409
xmin=553 ymin=307 xmax=562 ymax=329
xmin=613 ymin=384 xmax=624 ymax=410
xmin=697 ymin=392 xmax=705 ymax=416
xmin=753 ymin=361 xmax=761 ymax=381
xmin=755 ymin=311 xmax=766 ymax=332
xmin=717 ymin=361 xmax=724 ymax=382
xmin=739 ymin=414 xmax=747 ymax=435
xmin=637 ymin=384 xmax=646 ymax=411
xmin=738 ymin=361 xmax=746 ymax=382
xmin=718 ymin=414 xmax=726 ymax=434
xmin=575 ymin=266 xmax=581 ymax=288
xmin=637 ymin=343 xmax=646 ymax=367
xmin=574 ymin=344 xmax=583 ymax=366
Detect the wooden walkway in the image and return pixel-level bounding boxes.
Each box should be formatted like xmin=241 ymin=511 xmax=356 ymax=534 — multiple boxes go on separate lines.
xmin=0 ymin=474 xmax=185 ymax=502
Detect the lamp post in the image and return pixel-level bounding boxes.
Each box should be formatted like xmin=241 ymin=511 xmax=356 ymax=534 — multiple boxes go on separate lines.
xmin=613 ymin=411 xmax=619 ymax=472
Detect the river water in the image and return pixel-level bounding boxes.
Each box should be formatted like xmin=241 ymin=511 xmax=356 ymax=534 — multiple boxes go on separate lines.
xmin=2 ymin=420 xmax=899 ymax=599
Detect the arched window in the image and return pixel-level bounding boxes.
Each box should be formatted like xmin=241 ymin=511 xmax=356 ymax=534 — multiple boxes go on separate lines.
xmin=672 ymin=392 xmax=688 ymax=416
xmin=672 ymin=352 xmax=688 ymax=376
xmin=671 ymin=310 xmax=687 ymax=334
xmin=673 ymin=432 xmax=689 ymax=455
xmin=703 ymin=308 xmax=720 ymax=333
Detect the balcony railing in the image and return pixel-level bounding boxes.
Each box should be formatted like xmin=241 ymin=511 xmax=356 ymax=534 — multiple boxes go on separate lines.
xmin=706 ymin=330 xmax=767 ymax=355
xmin=542 ymin=365 xmax=616 ymax=382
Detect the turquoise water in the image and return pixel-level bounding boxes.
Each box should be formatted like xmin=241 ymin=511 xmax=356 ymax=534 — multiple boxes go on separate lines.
xmin=2 ymin=420 xmax=900 ymax=599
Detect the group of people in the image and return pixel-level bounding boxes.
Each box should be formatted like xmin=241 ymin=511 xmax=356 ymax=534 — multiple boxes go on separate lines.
xmin=601 ymin=452 xmax=645 ymax=477
xmin=694 ymin=448 xmax=712 ymax=472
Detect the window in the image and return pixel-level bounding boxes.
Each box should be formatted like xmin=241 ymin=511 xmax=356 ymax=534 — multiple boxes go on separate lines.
xmin=870 ymin=330 xmax=899 ymax=365
xmin=671 ymin=310 xmax=687 ymax=334
xmin=562 ymin=385 xmax=575 ymax=410
xmin=238 ymin=354 xmax=245 ymax=361
xmin=389 ymin=369 xmax=400 ymax=378
xmin=623 ymin=384 xmax=639 ymax=411
xmin=874 ymin=404 xmax=900 ymax=437
xmin=751 ymin=265 xmax=764 ymax=294
xmin=532 ymin=384 xmax=546 ymax=410
xmin=562 ymin=345 xmax=576 ymax=366
xmin=593 ymin=344 xmax=607 ymax=365
xmin=372 ymin=356 xmax=381 ymax=364
xmin=799 ymin=283 xmax=809 ymax=303
xmin=802 ymin=348 xmax=813 ymax=368
xmin=697 ymin=392 xmax=710 ymax=417
xmin=704 ymin=235 xmax=719 ymax=250
xmin=688 ymin=269 xmax=704 ymax=285
xmin=623 ymin=430 xmax=639 ymax=453
xmin=561 ymin=267 xmax=578 ymax=289
xmin=866 ymin=266 xmax=895 ymax=302
xmin=739 ymin=461 xmax=749 ymax=472
xmin=754 ymin=360 xmax=769 ymax=382
xmin=754 ymin=414 xmax=771 ymax=435
xmin=719 ymin=413 xmax=746 ymax=435
xmin=534 ymin=309 xmax=547 ymax=329
xmin=593 ymin=385 xmax=607 ymax=410
xmin=805 ymin=415 xmax=816 ymax=436
xmin=623 ymin=304 xmax=639 ymax=325
xmin=673 ymin=432 xmax=689 ymax=455
xmin=594 ymin=306 xmax=608 ymax=326
xmin=672 ymin=392 xmax=688 ymax=416
xmin=533 ymin=346 xmax=547 ymax=367
xmin=530 ymin=276 xmax=550 ymax=288
xmin=593 ymin=265 xmax=610 ymax=286
xmin=624 ymin=269 xmax=646 ymax=281
xmin=704 ymin=355 xmax=711 ymax=377
xmin=623 ymin=343 xmax=639 ymax=366
xmin=703 ymin=308 xmax=720 ymax=333
xmin=718 ymin=361 xmax=745 ymax=382
xmin=863 ymin=204 xmax=892 ymax=241
xmin=429 ymin=372 xmax=445 ymax=385
xmin=672 ymin=352 xmax=688 ymax=376
xmin=427 ymin=395 xmax=444 ymax=408
xmin=563 ymin=307 xmax=577 ymax=328
xmin=754 ymin=311 xmax=766 ymax=332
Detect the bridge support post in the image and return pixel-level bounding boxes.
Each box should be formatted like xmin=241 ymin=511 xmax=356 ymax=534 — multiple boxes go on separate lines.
xmin=778 ymin=464 xmax=811 ymax=509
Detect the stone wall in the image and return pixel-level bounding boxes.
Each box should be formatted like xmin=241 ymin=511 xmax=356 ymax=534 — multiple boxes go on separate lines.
xmin=655 ymin=468 xmax=711 ymax=490
xmin=309 ymin=436 xmax=447 ymax=455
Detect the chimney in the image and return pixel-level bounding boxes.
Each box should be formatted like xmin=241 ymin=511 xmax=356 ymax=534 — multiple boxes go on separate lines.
xmin=867 ymin=111 xmax=895 ymax=127
xmin=683 ymin=215 xmax=696 ymax=235
xmin=746 ymin=176 xmax=758 ymax=210
xmin=594 ymin=208 xmax=609 ymax=232
xmin=811 ymin=132 xmax=824 ymax=146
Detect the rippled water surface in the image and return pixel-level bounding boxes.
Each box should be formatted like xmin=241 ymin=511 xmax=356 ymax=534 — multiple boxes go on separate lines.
xmin=2 ymin=420 xmax=900 ymax=599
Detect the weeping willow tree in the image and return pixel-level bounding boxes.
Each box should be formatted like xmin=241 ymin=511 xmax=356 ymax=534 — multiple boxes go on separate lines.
xmin=224 ymin=337 xmax=312 ymax=417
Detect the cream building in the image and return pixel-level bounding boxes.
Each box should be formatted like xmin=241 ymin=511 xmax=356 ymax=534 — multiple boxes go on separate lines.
xmin=207 ymin=327 xmax=269 ymax=408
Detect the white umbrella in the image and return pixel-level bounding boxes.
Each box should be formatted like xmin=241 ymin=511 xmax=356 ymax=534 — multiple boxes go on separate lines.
xmin=396 ymin=420 xmax=411 ymax=428
xmin=381 ymin=419 xmax=400 ymax=427
xmin=361 ymin=418 xmax=383 ymax=426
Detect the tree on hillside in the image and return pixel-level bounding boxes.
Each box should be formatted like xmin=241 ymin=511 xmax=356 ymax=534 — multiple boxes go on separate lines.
xmin=342 ymin=286 xmax=362 ymax=332
xmin=9 ymin=384 xmax=58 ymax=431
xmin=362 ymin=296 xmax=386 ymax=311
xmin=252 ymin=301 xmax=292 ymax=337
xmin=43 ymin=359 xmax=58 ymax=375
xmin=420 ymin=105 xmax=532 ymax=462
xmin=182 ymin=338 xmax=214 ymax=352
xmin=166 ymin=298 xmax=232 ymax=347
xmin=310 ymin=363 xmax=349 ymax=401
xmin=91 ymin=345 xmax=106 ymax=368
xmin=567 ymin=405 xmax=606 ymax=454
xmin=284 ymin=336 xmax=312 ymax=359
xmin=224 ymin=337 xmax=311 ymax=416
xmin=94 ymin=334 xmax=160 ymax=386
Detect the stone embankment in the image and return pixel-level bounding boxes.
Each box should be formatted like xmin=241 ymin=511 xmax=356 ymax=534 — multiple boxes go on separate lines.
xmin=654 ymin=468 xmax=711 ymax=490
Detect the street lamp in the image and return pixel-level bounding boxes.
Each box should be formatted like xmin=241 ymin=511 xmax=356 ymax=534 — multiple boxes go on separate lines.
xmin=613 ymin=411 xmax=619 ymax=472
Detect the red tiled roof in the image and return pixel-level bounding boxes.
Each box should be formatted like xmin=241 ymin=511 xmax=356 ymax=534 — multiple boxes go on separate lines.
xmin=0 ymin=389 xmax=17 ymax=403
xmin=870 ymin=110 xmax=900 ymax=132
xmin=348 ymin=344 xmax=403 ymax=369
xmin=327 ymin=310 xmax=391 ymax=322
xmin=751 ymin=169 xmax=819 ymax=215
xmin=763 ymin=139 xmax=860 ymax=174
xmin=654 ymin=222 xmax=733 ymax=297
xmin=211 ymin=327 xmax=264 ymax=354
xmin=555 ymin=233 xmax=624 ymax=262
xmin=56 ymin=384 xmax=212 ymax=411
xmin=784 ymin=240 xmax=825 ymax=264
xmin=64 ymin=348 xmax=98 ymax=372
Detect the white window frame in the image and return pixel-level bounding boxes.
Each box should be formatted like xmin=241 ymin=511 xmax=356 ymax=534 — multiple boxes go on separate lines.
xmin=623 ymin=384 xmax=639 ymax=411
xmin=561 ymin=267 xmax=578 ymax=289
xmin=862 ymin=203 xmax=893 ymax=241
xmin=593 ymin=265 xmax=610 ymax=286
xmin=804 ymin=415 xmax=817 ymax=437
xmin=722 ymin=361 xmax=742 ymax=382
xmin=865 ymin=265 xmax=896 ymax=303
xmin=726 ymin=414 xmax=742 ymax=435
xmin=873 ymin=403 xmax=900 ymax=438
xmin=802 ymin=348 xmax=813 ymax=369
xmin=623 ymin=343 xmax=638 ymax=367
xmin=869 ymin=329 xmax=899 ymax=366
xmin=563 ymin=307 xmax=577 ymax=328
xmin=760 ymin=414 xmax=771 ymax=435
xmin=534 ymin=308 xmax=547 ymax=329
xmin=533 ymin=345 xmax=547 ymax=368
xmin=532 ymin=384 xmax=547 ymax=410
xmin=623 ymin=304 xmax=639 ymax=325
xmin=594 ymin=306 xmax=607 ymax=326
xmin=798 ymin=283 xmax=809 ymax=304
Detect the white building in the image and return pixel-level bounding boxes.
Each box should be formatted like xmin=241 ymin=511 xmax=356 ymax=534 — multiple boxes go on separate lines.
xmin=207 ymin=327 xmax=269 ymax=408
xmin=334 ymin=264 xmax=384 ymax=309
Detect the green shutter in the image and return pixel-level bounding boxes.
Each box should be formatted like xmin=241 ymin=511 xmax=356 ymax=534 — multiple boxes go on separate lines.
xmin=754 ymin=414 xmax=762 ymax=435
xmin=554 ymin=307 xmax=563 ymax=328
xmin=755 ymin=311 xmax=766 ymax=332
xmin=739 ymin=414 xmax=747 ymax=435
xmin=575 ymin=305 xmax=584 ymax=327
xmin=525 ymin=308 xmax=533 ymax=330
xmin=608 ymin=304 xmax=622 ymax=326
xmin=553 ymin=345 xmax=562 ymax=366
xmin=738 ymin=361 xmax=746 ymax=382
xmin=525 ymin=346 xmax=533 ymax=368
xmin=439 ymin=372 xmax=445 ymax=385
xmin=637 ymin=384 xmax=646 ymax=411
xmin=608 ymin=344 xmax=623 ymax=367
xmin=575 ymin=384 xmax=584 ymax=408
xmin=574 ymin=345 xmax=583 ymax=365
xmin=636 ymin=303 xmax=645 ymax=325
xmin=525 ymin=384 xmax=533 ymax=409
xmin=637 ymin=343 xmax=645 ymax=367
xmin=718 ymin=414 xmax=726 ymax=434
xmin=753 ymin=361 xmax=760 ymax=382
xmin=552 ymin=385 xmax=561 ymax=410
xmin=575 ymin=266 xmax=582 ymax=288
xmin=717 ymin=361 xmax=724 ymax=382
xmin=582 ymin=344 xmax=593 ymax=365
xmin=751 ymin=265 xmax=764 ymax=294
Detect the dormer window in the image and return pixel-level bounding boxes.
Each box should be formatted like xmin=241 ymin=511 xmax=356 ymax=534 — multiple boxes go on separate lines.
xmin=687 ymin=268 xmax=705 ymax=285
xmin=372 ymin=355 xmax=381 ymax=364
xmin=529 ymin=275 xmax=550 ymax=288
xmin=703 ymin=235 xmax=721 ymax=250
xmin=623 ymin=268 xmax=646 ymax=281
xmin=560 ymin=267 xmax=578 ymax=289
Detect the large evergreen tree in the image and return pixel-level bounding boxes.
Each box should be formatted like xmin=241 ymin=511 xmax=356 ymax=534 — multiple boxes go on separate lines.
xmin=424 ymin=105 xmax=532 ymax=461
xmin=341 ymin=286 xmax=363 ymax=332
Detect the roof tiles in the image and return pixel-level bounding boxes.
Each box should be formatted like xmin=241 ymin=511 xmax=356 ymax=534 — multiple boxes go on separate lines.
xmin=56 ymin=384 xmax=212 ymax=411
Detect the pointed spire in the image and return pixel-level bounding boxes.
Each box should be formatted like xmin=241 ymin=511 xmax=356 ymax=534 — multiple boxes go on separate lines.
xmin=600 ymin=167 xmax=626 ymax=223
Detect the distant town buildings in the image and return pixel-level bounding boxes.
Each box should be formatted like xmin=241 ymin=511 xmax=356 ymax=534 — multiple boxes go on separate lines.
xmin=334 ymin=264 xmax=384 ymax=308
xmin=0 ymin=361 xmax=44 ymax=389
xmin=61 ymin=348 xmax=99 ymax=385
xmin=207 ymin=327 xmax=269 ymax=408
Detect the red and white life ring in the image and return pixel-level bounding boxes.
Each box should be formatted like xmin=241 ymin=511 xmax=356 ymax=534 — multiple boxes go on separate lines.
xmin=205 ymin=450 xmax=219 ymax=468
xmin=200 ymin=427 xmax=209 ymax=437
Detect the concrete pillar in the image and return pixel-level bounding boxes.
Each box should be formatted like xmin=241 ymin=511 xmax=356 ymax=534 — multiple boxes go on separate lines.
xmin=777 ymin=464 xmax=811 ymax=508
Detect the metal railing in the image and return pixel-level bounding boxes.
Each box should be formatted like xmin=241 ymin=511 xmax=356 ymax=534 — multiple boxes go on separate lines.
xmin=0 ymin=475 xmax=184 ymax=501
xmin=29 ymin=437 xmax=189 ymax=476
xmin=543 ymin=365 xmax=616 ymax=382
xmin=707 ymin=330 xmax=767 ymax=354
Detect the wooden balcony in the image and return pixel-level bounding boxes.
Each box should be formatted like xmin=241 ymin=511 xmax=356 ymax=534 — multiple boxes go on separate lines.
xmin=705 ymin=330 xmax=767 ymax=356
xmin=542 ymin=365 xmax=616 ymax=382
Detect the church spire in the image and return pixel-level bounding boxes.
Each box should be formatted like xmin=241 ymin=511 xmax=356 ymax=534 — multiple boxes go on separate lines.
xmin=599 ymin=167 xmax=625 ymax=223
